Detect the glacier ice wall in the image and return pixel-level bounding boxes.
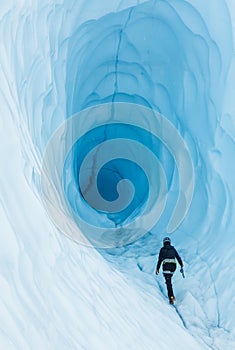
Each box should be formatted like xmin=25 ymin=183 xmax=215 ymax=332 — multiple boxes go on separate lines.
xmin=1 ymin=0 xmax=235 ymax=348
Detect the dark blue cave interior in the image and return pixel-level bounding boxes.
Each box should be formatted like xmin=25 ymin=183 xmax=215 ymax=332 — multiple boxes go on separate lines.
xmin=63 ymin=122 xmax=174 ymax=226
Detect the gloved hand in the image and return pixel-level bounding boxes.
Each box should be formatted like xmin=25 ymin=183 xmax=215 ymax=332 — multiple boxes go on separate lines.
xmin=156 ymin=269 xmax=159 ymax=275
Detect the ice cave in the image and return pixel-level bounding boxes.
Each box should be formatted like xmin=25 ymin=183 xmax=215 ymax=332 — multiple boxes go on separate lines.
xmin=0 ymin=1 xmax=235 ymax=349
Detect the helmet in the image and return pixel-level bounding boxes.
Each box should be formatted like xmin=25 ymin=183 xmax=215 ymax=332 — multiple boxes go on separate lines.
xmin=163 ymin=237 xmax=171 ymax=244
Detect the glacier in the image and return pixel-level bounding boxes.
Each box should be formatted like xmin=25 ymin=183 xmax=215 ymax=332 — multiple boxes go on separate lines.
xmin=0 ymin=0 xmax=235 ymax=349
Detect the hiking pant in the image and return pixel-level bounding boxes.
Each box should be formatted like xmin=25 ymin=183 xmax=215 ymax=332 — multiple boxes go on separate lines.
xmin=163 ymin=273 xmax=174 ymax=299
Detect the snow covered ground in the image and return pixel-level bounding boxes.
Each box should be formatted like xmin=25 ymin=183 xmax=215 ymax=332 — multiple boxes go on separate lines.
xmin=0 ymin=0 xmax=235 ymax=349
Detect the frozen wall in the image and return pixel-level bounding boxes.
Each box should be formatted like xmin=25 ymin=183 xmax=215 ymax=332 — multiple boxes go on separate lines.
xmin=1 ymin=0 xmax=235 ymax=349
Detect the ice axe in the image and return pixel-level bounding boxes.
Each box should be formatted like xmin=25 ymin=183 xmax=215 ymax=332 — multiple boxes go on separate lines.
xmin=180 ymin=267 xmax=185 ymax=278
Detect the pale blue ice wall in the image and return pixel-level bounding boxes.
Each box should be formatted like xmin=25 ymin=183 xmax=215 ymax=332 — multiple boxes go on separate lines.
xmin=11 ymin=0 xmax=235 ymax=331
xmin=64 ymin=0 xmax=234 ymax=250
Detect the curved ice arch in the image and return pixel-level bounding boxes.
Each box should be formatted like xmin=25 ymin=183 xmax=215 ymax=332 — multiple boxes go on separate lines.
xmin=7 ymin=0 xmax=235 ymax=334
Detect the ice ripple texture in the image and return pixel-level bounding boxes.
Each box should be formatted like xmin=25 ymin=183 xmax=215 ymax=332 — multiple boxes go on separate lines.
xmin=0 ymin=0 xmax=235 ymax=349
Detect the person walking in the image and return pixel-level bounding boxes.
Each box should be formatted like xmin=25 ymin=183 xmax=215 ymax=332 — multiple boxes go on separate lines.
xmin=156 ymin=237 xmax=183 ymax=304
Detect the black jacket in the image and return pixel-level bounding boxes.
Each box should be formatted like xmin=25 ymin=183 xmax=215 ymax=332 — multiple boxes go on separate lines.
xmin=157 ymin=243 xmax=183 ymax=272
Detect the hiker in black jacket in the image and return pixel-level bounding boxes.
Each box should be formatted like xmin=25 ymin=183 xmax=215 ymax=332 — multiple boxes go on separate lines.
xmin=156 ymin=237 xmax=183 ymax=304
